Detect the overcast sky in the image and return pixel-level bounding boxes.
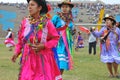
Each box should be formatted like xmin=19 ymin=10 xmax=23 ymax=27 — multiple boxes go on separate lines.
xmin=0 ymin=0 xmax=120 ymax=4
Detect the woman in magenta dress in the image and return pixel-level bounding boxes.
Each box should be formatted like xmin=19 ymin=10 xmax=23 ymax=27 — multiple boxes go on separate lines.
xmin=11 ymin=0 xmax=62 ymax=80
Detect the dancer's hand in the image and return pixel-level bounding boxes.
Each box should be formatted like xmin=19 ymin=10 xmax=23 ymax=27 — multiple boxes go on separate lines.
xmin=32 ymin=43 xmax=44 ymax=52
xmin=11 ymin=54 xmax=19 ymax=62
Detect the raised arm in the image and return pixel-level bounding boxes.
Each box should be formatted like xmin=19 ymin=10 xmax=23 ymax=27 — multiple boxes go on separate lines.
xmin=92 ymin=26 xmax=106 ymax=38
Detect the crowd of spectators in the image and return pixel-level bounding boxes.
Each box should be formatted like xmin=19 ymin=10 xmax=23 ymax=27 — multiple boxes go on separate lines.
xmin=0 ymin=1 xmax=120 ymax=23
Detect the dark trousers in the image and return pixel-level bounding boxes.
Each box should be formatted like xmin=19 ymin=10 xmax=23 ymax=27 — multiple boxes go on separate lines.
xmin=89 ymin=41 xmax=96 ymax=55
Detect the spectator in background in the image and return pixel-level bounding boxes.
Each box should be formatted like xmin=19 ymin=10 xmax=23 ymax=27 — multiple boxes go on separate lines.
xmin=88 ymin=27 xmax=97 ymax=55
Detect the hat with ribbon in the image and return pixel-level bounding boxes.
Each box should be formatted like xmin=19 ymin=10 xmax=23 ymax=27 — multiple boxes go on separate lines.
xmin=103 ymin=15 xmax=116 ymax=24
xmin=58 ymin=0 xmax=74 ymax=8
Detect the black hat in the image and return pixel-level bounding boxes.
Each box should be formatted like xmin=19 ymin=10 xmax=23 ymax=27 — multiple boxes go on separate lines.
xmin=27 ymin=0 xmax=48 ymax=14
xmin=103 ymin=15 xmax=116 ymax=24
xmin=58 ymin=1 xmax=74 ymax=8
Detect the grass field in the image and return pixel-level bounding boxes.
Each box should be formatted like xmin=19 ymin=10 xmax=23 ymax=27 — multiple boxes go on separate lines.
xmin=0 ymin=44 xmax=120 ymax=80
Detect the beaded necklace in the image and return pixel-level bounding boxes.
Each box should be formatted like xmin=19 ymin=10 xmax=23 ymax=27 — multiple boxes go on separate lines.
xmin=57 ymin=12 xmax=73 ymax=23
xmin=28 ymin=15 xmax=47 ymax=30
xmin=28 ymin=15 xmax=48 ymax=44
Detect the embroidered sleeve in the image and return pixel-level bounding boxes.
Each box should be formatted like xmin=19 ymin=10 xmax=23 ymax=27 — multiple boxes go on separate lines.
xmin=44 ymin=20 xmax=59 ymax=49
xmin=14 ymin=19 xmax=25 ymax=55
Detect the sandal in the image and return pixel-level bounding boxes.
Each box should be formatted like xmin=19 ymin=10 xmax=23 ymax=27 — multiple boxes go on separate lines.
xmin=108 ymin=75 xmax=114 ymax=78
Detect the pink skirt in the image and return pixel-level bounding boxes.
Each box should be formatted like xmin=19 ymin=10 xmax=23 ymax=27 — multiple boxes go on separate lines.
xmin=19 ymin=44 xmax=62 ymax=80
xmin=4 ymin=38 xmax=15 ymax=47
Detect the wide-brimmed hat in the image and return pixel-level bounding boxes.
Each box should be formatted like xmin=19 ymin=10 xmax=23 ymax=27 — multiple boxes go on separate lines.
xmin=58 ymin=1 xmax=74 ymax=8
xmin=27 ymin=0 xmax=48 ymax=14
xmin=103 ymin=15 xmax=116 ymax=24
xmin=7 ymin=28 xmax=12 ymax=31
